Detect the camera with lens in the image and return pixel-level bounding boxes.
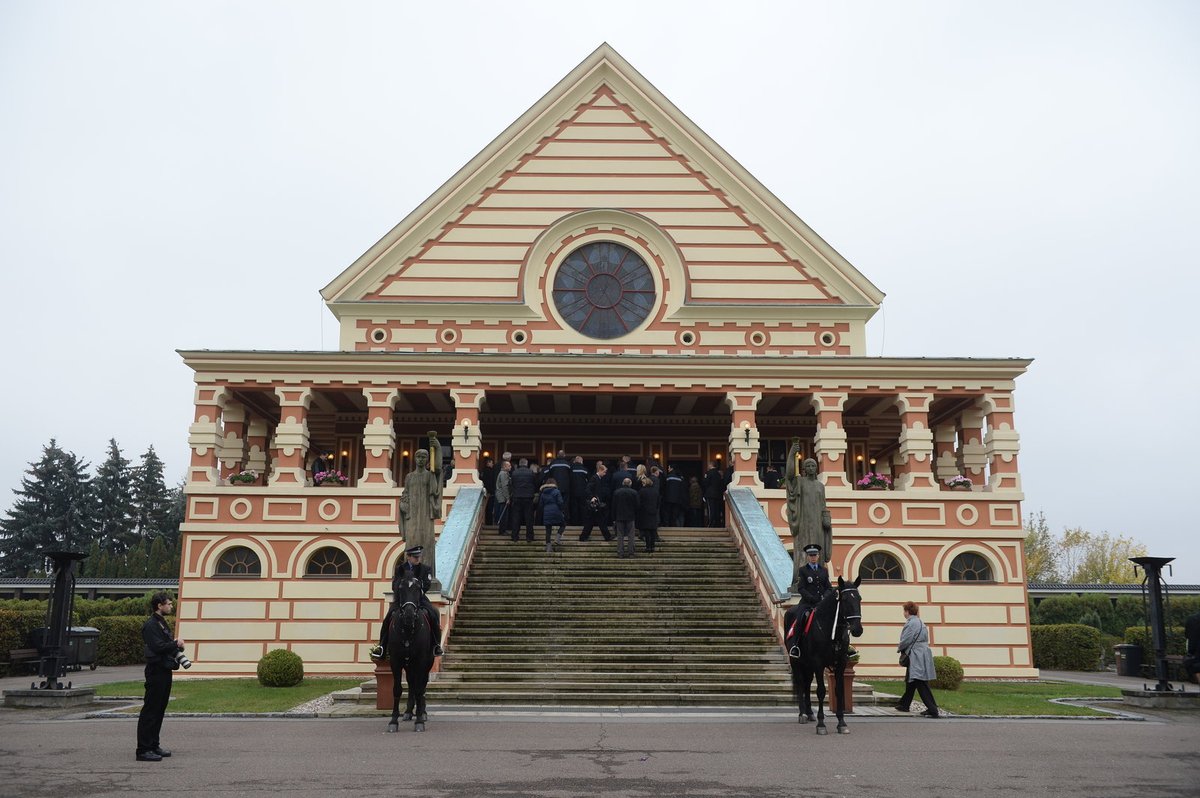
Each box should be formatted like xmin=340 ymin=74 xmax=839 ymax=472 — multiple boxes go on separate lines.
xmin=174 ymin=648 xmax=193 ymax=670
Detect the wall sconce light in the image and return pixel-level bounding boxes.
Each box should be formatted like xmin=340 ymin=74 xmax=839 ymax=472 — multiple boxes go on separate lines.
xmin=545 ymin=451 xmax=553 ymax=460
xmin=483 ymin=451 xmax=491 ymax=458
xmin=462 ymin=422 xmax=469 ymax=438
xmin=743 ymin=428 xmax=751 ymax=445
xmin=856 ymin=454 xmax=864 ymax=462
xmin=869 ymin=457 xmax=877 ymax=465
xmin=402 ymin=450 xmax=410 ymax=457
xmin=715 ymin=453 xmax=723 ymax=460
xmin=341 ymin=450 xmax=349 ymax=458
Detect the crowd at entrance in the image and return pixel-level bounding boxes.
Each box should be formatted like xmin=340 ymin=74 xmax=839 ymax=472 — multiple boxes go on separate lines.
xmin=479 ymin=452 xmax=736 ymax=553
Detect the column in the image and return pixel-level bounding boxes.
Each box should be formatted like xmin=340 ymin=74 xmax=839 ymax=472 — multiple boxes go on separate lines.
xmin=360 ymin=388 xmax=399 ymax=487
xmin=811 ymin=392 xmax=849 ymax=488
xmin=448 ymin=388 xmax=485 ymax=487
xmin=245 ymin=417 xmax=269 ymax=476
xmin=218 ymin=401 xmax=248 ymax=480
xmin=893 ymin=393 xmax=936 ymax=490
xmin=269 ymin=386 xmax=312 ymax=486
xmin=933 ymin=422 xmax=959 ymax=485
xmin=725 ymin=392 xmax=761 ymax=488
xmin=187 ymin=385 xmax=228 ymax=486
xmin=981 ymin=392 xmax=1021 ymax=491
xmin=956 ymin=406 xmax=987 ymax=483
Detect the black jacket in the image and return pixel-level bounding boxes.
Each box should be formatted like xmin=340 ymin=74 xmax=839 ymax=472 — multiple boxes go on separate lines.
xmin=548 ymin=457 xmax=572 ymax=493
xmin=610 ymin=485 xmax=639 ymax=522
xmin=702 ymin=468 xmax=725 ymax=499
xmin=797 ymin=562 xmax=831 ymax=606
xmin=392 ymin=561 xmax=434 ymax=594
xmin=637 ymin=482 xmax=661 ymax=530
xmin=663 ymin=473 xmax=686 ymax=505
xmin=570 ymin=463 xmax=590 ymax=496
xmin=511 ymin=465 xmax=537 ymax=498
xmin=142 ymin=612 xmax=180 ymax=671
xmin=587 ymin=472 xmax=612 ymax=504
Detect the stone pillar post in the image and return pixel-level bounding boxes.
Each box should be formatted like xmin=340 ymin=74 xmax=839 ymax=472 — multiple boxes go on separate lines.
xmin=811 ymin=392 xmax=849 ymax=488
xmin=361 ymin=388 xmax=399 ymax=487
xmin=725 ymin=392 xmax=761 ymax=487
xmin=956 ymin=407 xmax=987 ymax=483
xmin=981 ymin=392 xmax=1021 ymax=491
xmin=933 ymin=422 xmax=959 ymax=485
xmin=269 ymin=386 xmax=313 ymax=486
xmin=187 ymin=385 xmax=228 ymax=486
xmin=449 ymin=388 xmax=485 ymax=487
xmin=218 ymin=401 xmax=248 ymax=480
xmin=893 ymin=393 xmax=936 ymax=490
xmin=245 ymin=417 xmax=269 ymax=476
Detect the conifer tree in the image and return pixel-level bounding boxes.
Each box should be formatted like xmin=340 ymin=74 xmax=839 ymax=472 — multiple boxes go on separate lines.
xmin=53 ymin=449 xmax=96 ymax=555
xmin=94 ymin=439 xmax=137 ymax=554
xmin=131 ymin=446 xmax=172 ymax=541
xmin=0 ymin=440 xmax=74 ymax=576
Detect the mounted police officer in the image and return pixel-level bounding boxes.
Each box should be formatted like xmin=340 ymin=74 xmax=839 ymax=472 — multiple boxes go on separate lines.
xmin=797 ymin=544 xmax=831 ymax=607
xmin=371 ymin=546 xmax=444 ymax=660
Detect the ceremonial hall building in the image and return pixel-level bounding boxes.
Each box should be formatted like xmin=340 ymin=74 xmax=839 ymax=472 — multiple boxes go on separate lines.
xmin=176 ymin=45 xmax=1035 ymax=680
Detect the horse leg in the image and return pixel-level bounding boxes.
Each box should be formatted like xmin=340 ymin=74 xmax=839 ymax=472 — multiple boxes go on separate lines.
xmin=402 ymin=667 xmax=415 ymax=722
xmin=834 ymin=662 xmax=849 ymax=734
xmin=387 ymin=661 xmax=402 ymax=733
xmin=413 ymin=669 xmax=429 ymax=731
xmin=814 ymin=668 xmax=828 ymax=735
xmin=789 ymin=658 xmax=809 ymax=724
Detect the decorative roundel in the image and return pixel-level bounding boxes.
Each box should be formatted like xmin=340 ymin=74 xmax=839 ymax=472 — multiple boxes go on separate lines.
xmin=552 ymin=242 xmax=656 ymax=339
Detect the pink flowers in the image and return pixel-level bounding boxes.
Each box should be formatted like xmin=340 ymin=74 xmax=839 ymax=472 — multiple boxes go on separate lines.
xmin=314 ymin=470 xmax=349 ymax=486
xmin=945 ymin=475 xmax=973 ymax=488
xmin=856 ymin=472 xmax=892 ymax=489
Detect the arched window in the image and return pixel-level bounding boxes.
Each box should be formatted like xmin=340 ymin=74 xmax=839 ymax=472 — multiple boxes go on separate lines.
xmin=858 ymin=551 xmax=905 ymax=581
xmin=215 ymin=546 xmax=261 ymax=577
xmin=305 ymin=547 xmax=351 ymax=577
xmin=949 ymin=552 xmax=993 ymax=582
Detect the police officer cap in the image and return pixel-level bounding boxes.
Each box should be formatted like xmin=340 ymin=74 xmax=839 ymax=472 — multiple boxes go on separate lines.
xmin=804 ymin=544 xmax=821 ymax=555
xmin=405 ymin=545 xmax=424 ymax=557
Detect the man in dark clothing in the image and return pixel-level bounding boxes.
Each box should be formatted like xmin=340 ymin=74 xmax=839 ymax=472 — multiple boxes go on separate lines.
xmin=611 ymin=477 xmax=639 ymax=558
xmin=548 ymin=451 xmax=572 ymax=509
xmin=479 ymin=457 xmax=497 ymax=524
xmin=373 ymin=546 xmax=444 ymax=658
xmin=569 ymin=455 xmax=590 ymax=524
xmin=702 ymin=461 xmax=725 ymax=527
xmin=611 ymin=456 xmax=637 ymax=492
xmin=1185 ymin=612 xmax=1200 ymax=683
xmin=796 ymin=544 xmax=831 ymax=604
xmin=580 ymin=462 xmax=613 ymax=541
xmin=662 ymin=465 xmax=685 ymax=527
xmin=510 ymin=458 xmax=537 ymax=542
xmin=762 ymin=464 xmax=781 ymax=490
xmin=136 ymin=592 xmax=183 ymax=762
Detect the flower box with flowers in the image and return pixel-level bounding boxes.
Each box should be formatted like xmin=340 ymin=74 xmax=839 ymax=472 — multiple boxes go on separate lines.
xmin=856 ymin=472 xmax=892 ymax=491
xmin=228 ymin=469 xmax=260 ymax=486
xmin=945 ymin=475 xmax=973 ymax=491
xmin=314 ymin=470 xmax=349 ymax=487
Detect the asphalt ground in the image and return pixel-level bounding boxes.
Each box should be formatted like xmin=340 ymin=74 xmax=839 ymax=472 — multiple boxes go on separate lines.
xmin=3 ymin=666 xmax=1197 ymax=797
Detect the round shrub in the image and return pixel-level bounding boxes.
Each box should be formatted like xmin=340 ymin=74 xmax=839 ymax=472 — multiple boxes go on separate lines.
xmin=931 ymin=655 xmax=964 ymax=691
xmin=257 ymin=649 xmax=304 ymax=687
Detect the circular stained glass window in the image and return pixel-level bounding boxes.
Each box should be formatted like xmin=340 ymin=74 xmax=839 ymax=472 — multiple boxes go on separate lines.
xmin=552 ymin=242 xmax=656 ymax=339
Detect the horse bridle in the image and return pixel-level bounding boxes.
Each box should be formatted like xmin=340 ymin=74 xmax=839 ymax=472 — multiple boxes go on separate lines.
xmin=831 ymin=586 xmax=862 ymax=641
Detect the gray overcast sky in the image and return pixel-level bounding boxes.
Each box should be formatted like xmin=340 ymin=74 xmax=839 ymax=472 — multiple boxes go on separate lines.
xmin=2 ymin=2 xmax=1197 ymax=582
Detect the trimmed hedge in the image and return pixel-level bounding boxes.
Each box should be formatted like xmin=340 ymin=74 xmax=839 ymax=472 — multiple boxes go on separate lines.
xmin=1124 ymin=626 xmax=1186 ymax=655
xmin=257 ymin=649 xmax=304 ymax=687
xmin=930 ymin=655 xmax=964 ymax=690
xmin=1030 ymin=624 xmax=1103 ymax=670
xmin=92 ymin=615 xmax=166 ymax=666
xmin=0 ymin=608 xmax=52 ymax=676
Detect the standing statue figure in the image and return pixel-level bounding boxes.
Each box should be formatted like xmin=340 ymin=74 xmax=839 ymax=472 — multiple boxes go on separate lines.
xmin=785 ymin=438 xmax=833 ymax=592
xmin=399 ymin=430 xmax=444 ymax=591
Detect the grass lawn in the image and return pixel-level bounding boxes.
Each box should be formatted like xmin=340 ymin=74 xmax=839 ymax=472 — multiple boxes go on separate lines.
xmin=865 ymin=679 xmax=1125 ymax=716
xmin=93 ymin=678 xmax=361 ymax=713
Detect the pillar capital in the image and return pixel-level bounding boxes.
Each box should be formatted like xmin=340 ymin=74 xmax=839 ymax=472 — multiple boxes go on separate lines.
xmin=810 ymin=392 xmax=847 ymax=414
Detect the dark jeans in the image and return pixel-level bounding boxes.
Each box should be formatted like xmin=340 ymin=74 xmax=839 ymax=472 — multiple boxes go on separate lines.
xmin=544 ymin=522 xmax=565 ymax=545
xmin=570 ymin=495 xmax=589 ymax=525
xmin=511 ymin=497 xmax=535 ymax=541
xmin=896 ymin=675 xmax=939 ymax=715
xmin=137 ymin=664 xmax=173 ymax=754
xmin=706 ymin=497 xmax=724 ymax=527
xmin=686 ymin=507 xmax=704 ymax=527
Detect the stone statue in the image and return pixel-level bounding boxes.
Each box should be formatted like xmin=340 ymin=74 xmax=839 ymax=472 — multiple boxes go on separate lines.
xmin=785 ymin=438 xmax=832 ymax=591
xmin=399 ymin=430 xmax=444 ymax=590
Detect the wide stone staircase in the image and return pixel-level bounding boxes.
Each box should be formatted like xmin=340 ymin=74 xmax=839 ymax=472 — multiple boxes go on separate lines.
xmin=340 ymin=526 xmax=806 ymax=708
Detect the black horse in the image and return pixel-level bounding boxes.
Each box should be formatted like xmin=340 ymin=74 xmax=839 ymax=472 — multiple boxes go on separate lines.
xmin=386 ymin=574 xmax=435 ymax=733
xmin=784 ymin=576 xmax=864 ymax=735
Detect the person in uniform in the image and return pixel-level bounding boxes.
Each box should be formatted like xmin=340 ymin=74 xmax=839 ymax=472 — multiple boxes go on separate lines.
xmin=797 ymin=544 xmax=831 ymax=607
xmin=371 ymin=546 xmax=444 ymax=659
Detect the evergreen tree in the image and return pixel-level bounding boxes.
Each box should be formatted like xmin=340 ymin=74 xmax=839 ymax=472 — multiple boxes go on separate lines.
xmin=131 ymin=446 xmax=172 ymax=541
xmin=160 ymin=478 xmax=187 ymax=549
xmin=147 ymin=536 xmax=169 ymax=577
xmin=93 ymin=439 xmax=137 ymax=554
xmin=0 ymin=440 xmax=71 ymax=576
xmin=82 ymin=540 xmax=103 ymax=578
xmin=52 ymin=449 xmax=95 ymax=554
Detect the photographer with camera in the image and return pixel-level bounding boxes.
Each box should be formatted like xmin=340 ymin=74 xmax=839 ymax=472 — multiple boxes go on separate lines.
xmin=136 ymin=592 xmax=186 ymax=762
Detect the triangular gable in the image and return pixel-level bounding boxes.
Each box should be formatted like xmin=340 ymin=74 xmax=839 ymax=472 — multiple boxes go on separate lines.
xmin=322 ymin=44 xmax=883 ymax=314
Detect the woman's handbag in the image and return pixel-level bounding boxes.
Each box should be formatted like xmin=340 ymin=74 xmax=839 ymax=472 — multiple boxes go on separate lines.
xmin=899 ymin=652 xmax=910 ymax=667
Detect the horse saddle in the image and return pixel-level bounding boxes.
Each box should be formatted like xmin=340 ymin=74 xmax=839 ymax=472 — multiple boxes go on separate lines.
xmin=786 ymin=607 xmax=816 ymax=656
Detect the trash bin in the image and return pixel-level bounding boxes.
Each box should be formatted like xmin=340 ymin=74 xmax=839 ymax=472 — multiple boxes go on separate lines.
xmin=68 ymin=627 xmax=100 ymax=671
xmin=1114 ymin=644 xmax=1143 ymax=677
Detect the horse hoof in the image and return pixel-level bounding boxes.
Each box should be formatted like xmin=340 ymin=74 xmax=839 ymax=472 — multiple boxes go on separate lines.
xmin=416 ymin=714 xmax=428 ymax=724
xmin=414 ymin=723 xmax=426 ymax=732
xmin=402 ymin=712 xmax=413 ymax=722
xmin=816 ymin=726 xmax=828 ymax=735
xmin=386 ymin=723 xmax=398 ymax=733
xmin=799 ymin=714 xmax=810 ymax=724
xmin=837 ymin=725 xmax=850 ymax=735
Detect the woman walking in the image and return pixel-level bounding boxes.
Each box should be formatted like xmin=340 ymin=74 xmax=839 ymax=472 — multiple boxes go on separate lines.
xmin=538 ymin=477 xmax=566 ymax=552
xmin=894 ymin=600 xmax=940 ymax=718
